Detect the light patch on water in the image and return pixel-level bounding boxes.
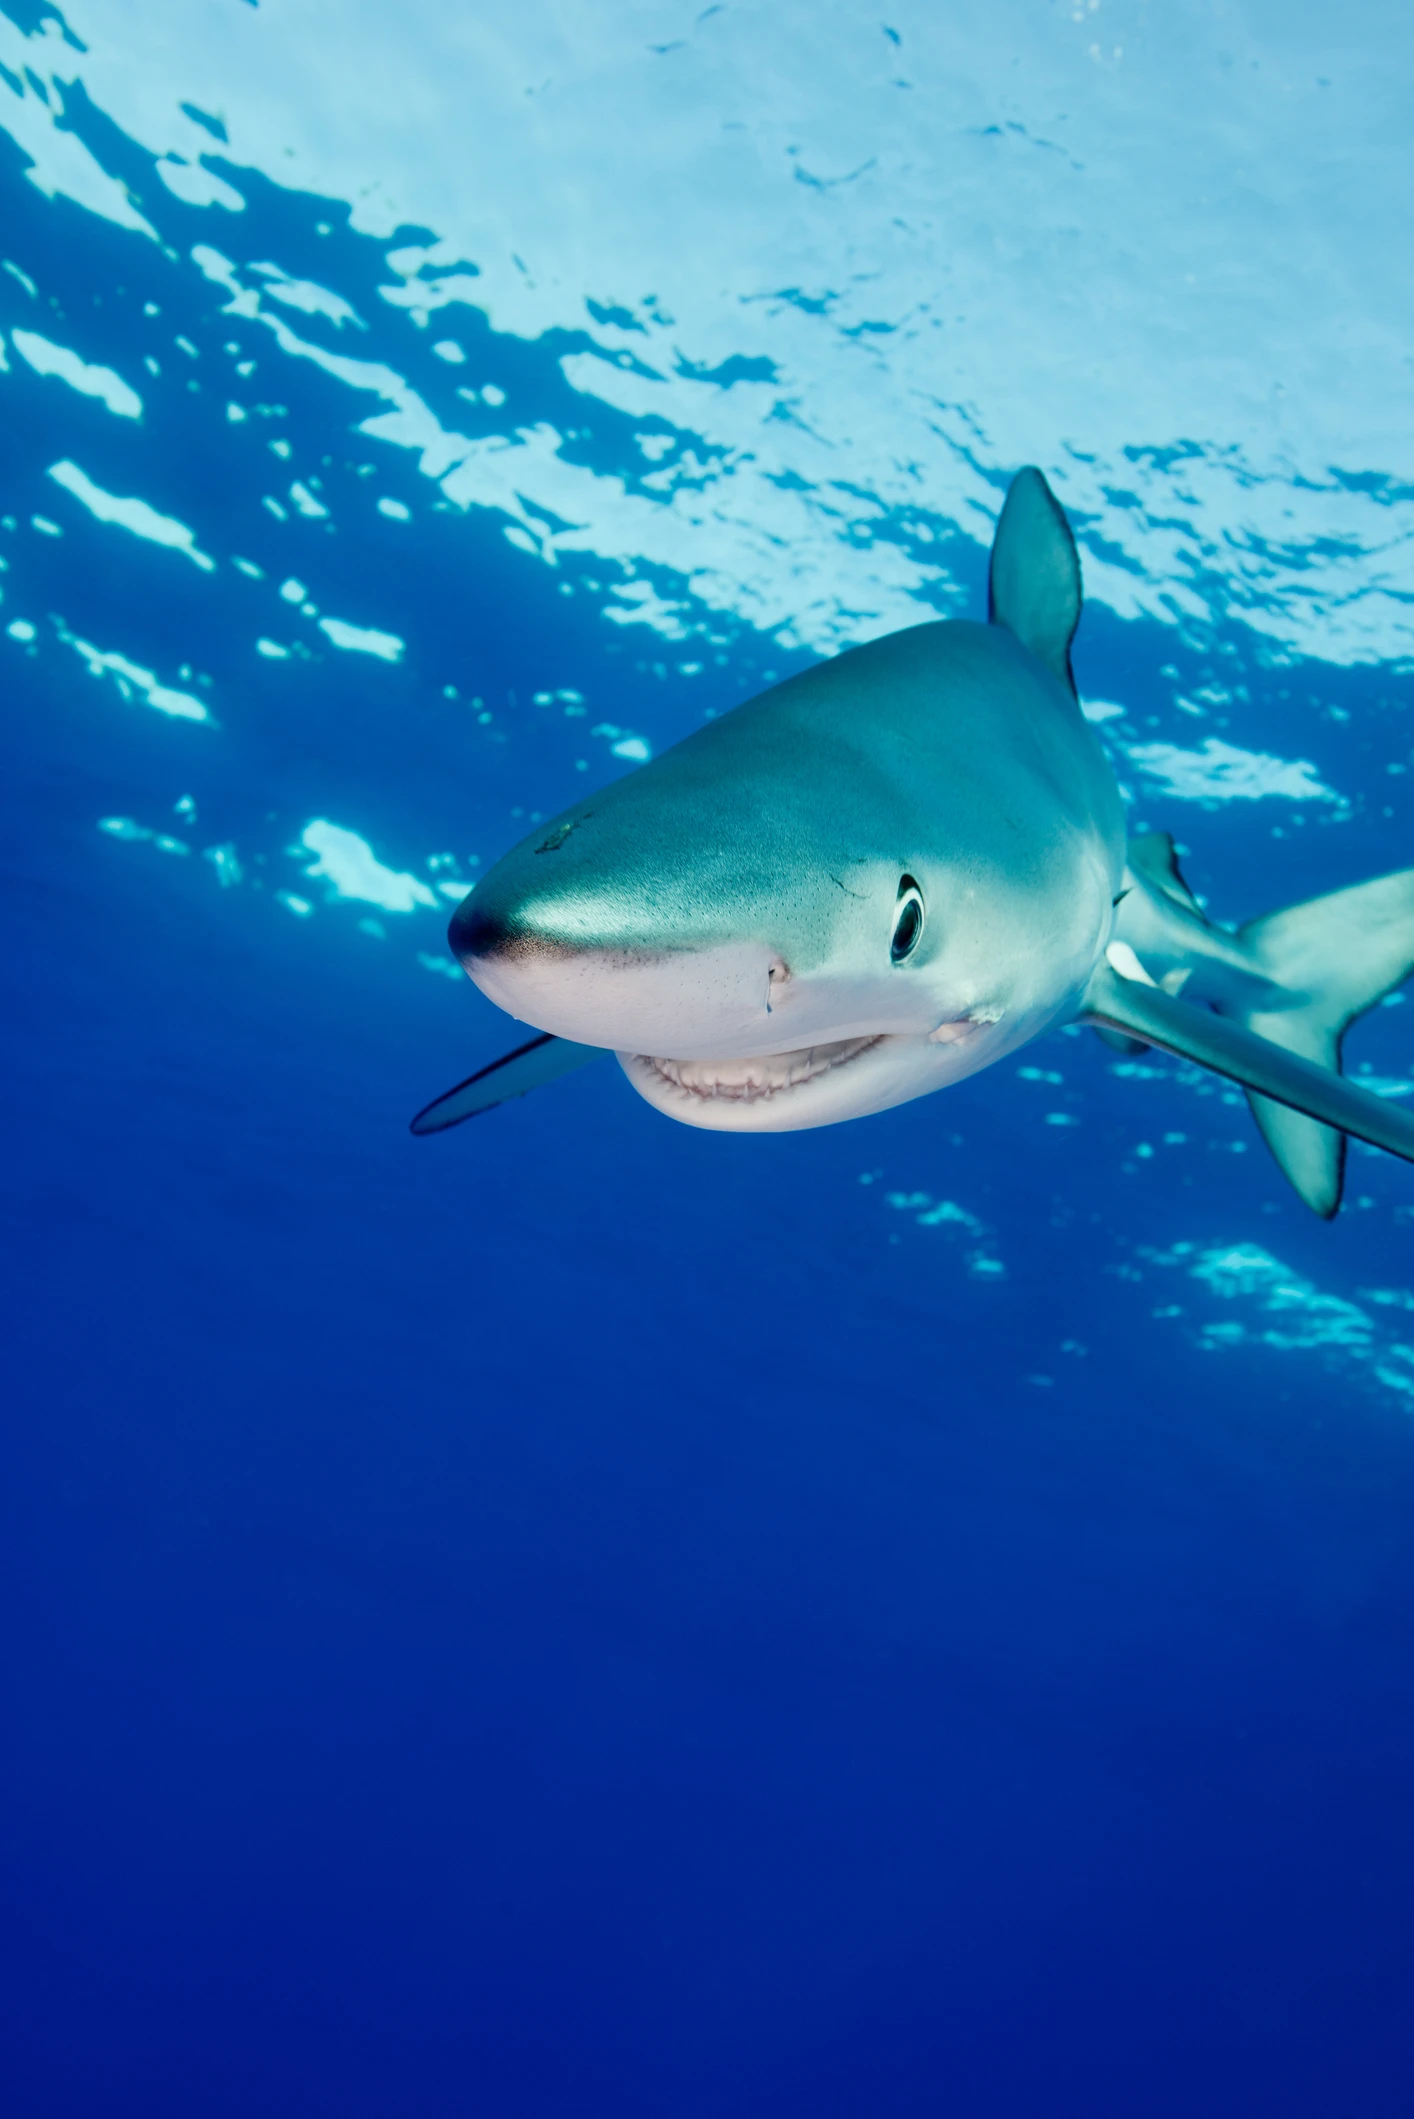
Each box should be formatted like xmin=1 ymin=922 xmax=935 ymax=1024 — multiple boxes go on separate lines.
xmin=156 ymin=156 xmax=245 ymax=212
xmin=1081 ymin=698 xmax=1127 ymax=723
xmin=1125 ymin=737 xmax=1340 ymax=806
xmin=203 ymin=842 xmax=243 ymax=887
xmin=62 ymin=628 xmax=211 ymax=722
xmin=1143 ymin=1239 xmax=1414 ymax=1407
xmin=248 ymin=261 xmax=360 ymax=329
xmin=1189 ymin=1244 xmax=1372 ymax=1351
xmin=590 ymin=722 xmax=652 ymax=762
xmin=47 ymin=459 xmax=215 ymax=570
xmin=299 ymin=819 xmax=437 ymax=912
xmin=188 ymin=245 xmax=930 ymax=650
xmin=9 ymin=328 xmax=142 ymax=418
xmin=0 ymin=33 xmax=155 ymax=239
xmin=317 ymin=616 xmax=404 ymax=661
xmin=417 ymin=951 xmax=463 ymax=980
xmin=98 ymin=815 xmax=190 ymax=856
xmin=192 ymin=243 xmax=478 ymax=500
xmin=884 ymin=1188 xmax=1004 ymax=1278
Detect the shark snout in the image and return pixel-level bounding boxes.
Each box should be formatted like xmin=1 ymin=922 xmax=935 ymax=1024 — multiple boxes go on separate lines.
xmin=449 ymin=886 xmax=786 ymax=1056
xmin=449 ymin=892 xmax=535 ymax=965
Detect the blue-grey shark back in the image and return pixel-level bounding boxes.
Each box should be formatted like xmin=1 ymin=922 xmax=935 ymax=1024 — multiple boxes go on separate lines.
xmin=412 ymin=467 xmax=1414 ymax=1219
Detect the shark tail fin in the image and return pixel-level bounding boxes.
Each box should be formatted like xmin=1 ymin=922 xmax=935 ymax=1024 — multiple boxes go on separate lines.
xmin=1224 ymin=868 xmax=1414 ymax=1217
xmin=1081 ymin=962 xmax=1414 ymax=1215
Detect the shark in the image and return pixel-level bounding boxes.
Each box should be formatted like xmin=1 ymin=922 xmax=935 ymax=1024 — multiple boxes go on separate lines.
xmin=412 ymin=468 xmax=1414 ymax=1219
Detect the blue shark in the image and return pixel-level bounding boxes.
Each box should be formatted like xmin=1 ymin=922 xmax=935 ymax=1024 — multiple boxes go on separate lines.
xmin=413 ymin=470 xmax=1414 ymax=1218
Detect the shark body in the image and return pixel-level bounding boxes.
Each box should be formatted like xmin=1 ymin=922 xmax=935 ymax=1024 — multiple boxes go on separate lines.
xmin=416 ymin=470 xmax=1414 ymax=1218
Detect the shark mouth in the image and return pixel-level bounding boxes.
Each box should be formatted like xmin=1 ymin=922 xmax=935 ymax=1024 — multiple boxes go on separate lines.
xmin=638 ymin=1035 xmax=883 ymax=1104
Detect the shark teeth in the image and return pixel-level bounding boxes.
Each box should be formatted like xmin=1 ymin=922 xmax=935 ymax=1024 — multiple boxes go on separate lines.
xmin=642 ymin=1036 xmax=882 ymax=1102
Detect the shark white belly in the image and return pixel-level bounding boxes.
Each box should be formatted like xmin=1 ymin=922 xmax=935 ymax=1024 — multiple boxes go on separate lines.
xmin=414 ymin=469 xmax=1414 ymax=1219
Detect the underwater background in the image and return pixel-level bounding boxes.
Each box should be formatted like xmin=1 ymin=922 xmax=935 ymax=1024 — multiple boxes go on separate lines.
xmin=3 ymin=2 xmax=1414 ymax=2111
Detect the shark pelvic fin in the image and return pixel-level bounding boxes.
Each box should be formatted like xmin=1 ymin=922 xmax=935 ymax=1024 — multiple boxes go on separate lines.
xmin=1126 ymin=830 xmax=1202 ymax=915
xmin=1080 ymin=960 xmax=1414 ymax=1215
xmin=410 ymin=1032 xmax=604 ymax=1135
xmin=1093 ymin=834 xmax=1203 ymax=1056
xmin=988 ymin=466 xmax=1082 ymax=699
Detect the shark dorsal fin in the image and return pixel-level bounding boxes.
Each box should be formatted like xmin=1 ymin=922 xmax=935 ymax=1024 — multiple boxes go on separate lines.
xmin=988 ymin=467 xmax=1082 ymax=698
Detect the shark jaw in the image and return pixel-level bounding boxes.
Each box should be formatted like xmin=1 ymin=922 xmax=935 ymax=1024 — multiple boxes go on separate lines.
xmin=636 ymin=1034 xmax=883 ymax=1102
xmin=618 ymin=1016 xmax=1002 ymax=1133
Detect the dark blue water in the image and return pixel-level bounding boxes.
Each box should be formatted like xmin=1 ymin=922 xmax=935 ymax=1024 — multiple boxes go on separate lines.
xmin=4 ymin=8 xmax=1414 ymax=2112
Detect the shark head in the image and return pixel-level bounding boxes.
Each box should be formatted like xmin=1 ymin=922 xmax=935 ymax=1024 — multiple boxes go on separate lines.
xmin=452 ymin=614 xmax=1123 ymax=1132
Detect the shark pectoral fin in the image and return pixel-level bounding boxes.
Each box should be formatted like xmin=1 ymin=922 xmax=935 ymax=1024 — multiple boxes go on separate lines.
xmin=1092 ymin=1023 xmax=1149 ymax=1056
xmin=1080 ymin=963 xmax=1414 ymax=1211
xmin=409 ymin=1033 xmax=604 ymax=1135
xmin=987 ymin=466 xmax=1082 ymax=698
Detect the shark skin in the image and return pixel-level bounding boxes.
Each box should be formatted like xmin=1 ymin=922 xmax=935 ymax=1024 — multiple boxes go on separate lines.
xmin=415 ymin=468 xmax=1414 ymax=1217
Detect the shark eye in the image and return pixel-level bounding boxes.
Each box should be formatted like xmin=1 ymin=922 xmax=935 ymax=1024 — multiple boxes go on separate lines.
xmin=890 ymin=876 xmax=925 ymax=964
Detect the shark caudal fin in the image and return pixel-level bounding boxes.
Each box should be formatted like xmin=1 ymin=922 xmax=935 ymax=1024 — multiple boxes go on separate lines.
xmin=1083 ymin=866 xmax=1414 ymax=1217
xmin=1082 ymin=959 xmax=1414 ymax=1212
xmin=1224 ymin=870 xmax=1414 ymax=1216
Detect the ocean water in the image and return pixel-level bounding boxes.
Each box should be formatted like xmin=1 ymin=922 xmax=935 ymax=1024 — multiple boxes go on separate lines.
xmin=3 ymin=3 xmax=1414 ymax=2111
